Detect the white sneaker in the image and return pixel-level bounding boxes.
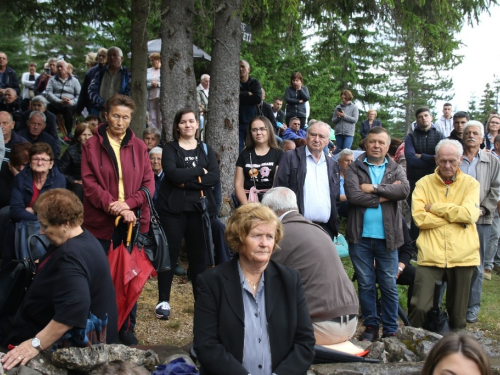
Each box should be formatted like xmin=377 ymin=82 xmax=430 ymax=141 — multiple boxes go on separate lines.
xmin=155 ymin=301 xmax=171 ymax=320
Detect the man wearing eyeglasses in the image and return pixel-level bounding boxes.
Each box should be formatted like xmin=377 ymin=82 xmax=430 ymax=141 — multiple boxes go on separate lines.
xmin=282 ymin=117 xmax=306 ymax=141
xmin=274 ymin=121 xmax=340 ymax=239
xmin=18 ymin=111 xmax=60 ymax=165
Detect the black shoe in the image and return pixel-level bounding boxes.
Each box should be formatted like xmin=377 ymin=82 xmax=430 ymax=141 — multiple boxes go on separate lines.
xmin=174 ymin=265 xmax=187 ymax=276
xmin=382 ymin=332 xmax=397 ymax=339
xmin=359 ymin=325 xmax=380 ymax=342
xmin=119 ymin=329 xmax=139 ymax=346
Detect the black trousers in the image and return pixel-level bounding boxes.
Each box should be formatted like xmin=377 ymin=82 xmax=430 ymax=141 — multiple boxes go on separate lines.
xmin=158 ymin=210 xmax=209 ymax=302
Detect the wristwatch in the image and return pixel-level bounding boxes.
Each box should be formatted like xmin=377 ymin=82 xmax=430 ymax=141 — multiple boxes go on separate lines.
xmin=373 ymin=184 xmax=379 ymax=193
xmin=31 ymin=337 xmax=43 ymax=351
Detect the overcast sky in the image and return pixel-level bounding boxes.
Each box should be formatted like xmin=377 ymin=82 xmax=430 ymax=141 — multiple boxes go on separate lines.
xmin=436 ymin=6 xmax=500 ymax=113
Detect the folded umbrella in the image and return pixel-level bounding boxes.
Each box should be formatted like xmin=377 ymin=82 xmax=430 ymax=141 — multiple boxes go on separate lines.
xmin=196 ymin=176 xmax=215 ymax=267
xmin=108 ymin=217 xmax=155 ymax=329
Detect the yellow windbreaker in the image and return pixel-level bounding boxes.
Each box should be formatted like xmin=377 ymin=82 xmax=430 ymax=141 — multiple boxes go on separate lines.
xmin=412 ymin=168 xmax=480 ymax=268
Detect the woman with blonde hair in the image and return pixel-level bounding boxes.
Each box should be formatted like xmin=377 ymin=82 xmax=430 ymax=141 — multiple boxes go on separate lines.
xmin=194 ymin=203 xmax=315 ymax=375
xmin=360 ymin=109 xmax=382 ymax=139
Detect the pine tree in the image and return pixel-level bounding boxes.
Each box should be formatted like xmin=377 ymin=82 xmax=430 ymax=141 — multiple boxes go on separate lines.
xmin=478 ymin=82 xmax=497 ymax=123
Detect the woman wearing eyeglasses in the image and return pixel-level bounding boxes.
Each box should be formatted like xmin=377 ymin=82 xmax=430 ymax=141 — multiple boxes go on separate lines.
xmin=485 ymin=115 xmax=500 ymax=150
xmin=10 ymin=142 xmax=66 ymax=223
xmin=234 ymin=116 xmax=284 ymax=205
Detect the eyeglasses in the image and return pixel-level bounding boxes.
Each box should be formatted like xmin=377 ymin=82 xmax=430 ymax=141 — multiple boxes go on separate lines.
xmin=31 ymin=158 xmax=51 ymax=164
xmin=251 ymin=127 xmax=268 ymax=133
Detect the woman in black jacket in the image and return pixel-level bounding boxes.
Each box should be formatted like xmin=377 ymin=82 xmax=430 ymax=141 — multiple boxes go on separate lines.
xmin=59 ymin=123 xmax=94 ymax=201
xmin=155 ymin=107 xmax=220 ymax=320
xmin=284 ymin=71 xmax=310 ymax=129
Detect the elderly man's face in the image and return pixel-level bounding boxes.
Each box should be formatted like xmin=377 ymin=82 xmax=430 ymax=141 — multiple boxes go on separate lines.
xmin=201 ymin=76 xmax=210 ymax=90
xmin=0 ymin=112 xmax=14 ymax=138
xmin=289 ymin=119 xmax=301 ymax=132
xmin=149 ymin=153 xmax=162 ymax=174
xmin=3 ymin=90 xmax=16 ymax=104
xmin=56 ymin=63 xmax=68 ymax=77
xmin=28 ymin=115 xmax=46 ymax=136
xmin=0 ymin=53 xmax=7 ymax=69
xmin=306 ymin=124 xmax=329 ymax=153
xmin=338 ymin=154 xmax=354 ymax=172
xmin=436 ymin=144 xmax=462 ymax=179
xmin=31 ymin=101 xmax=46 ymax=112
xmin=463 ymin=125 xmax=483 ymax=149
xmin=143 ymin=133 xmax=159 ymax=151
xmin=239 ymin=62 xmax=250 ymax=83
xmin=107 ymin=49 xmax=123 ymax=70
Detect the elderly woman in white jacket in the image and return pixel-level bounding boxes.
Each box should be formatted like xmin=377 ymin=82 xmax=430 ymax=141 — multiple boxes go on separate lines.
xmin=21 ymin=63 xmax=40 ymax=111
xmin=147 ymin=53 xmax=162 ymax=130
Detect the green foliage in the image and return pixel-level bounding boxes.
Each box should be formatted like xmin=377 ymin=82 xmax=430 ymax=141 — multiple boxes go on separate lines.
xmin=478 ymin=82 xmax=497 ymax=123
xmin=468 ymin=94 xmax=481 ymax=121
xmin=0 ymin=11 xmax=29 ymax=74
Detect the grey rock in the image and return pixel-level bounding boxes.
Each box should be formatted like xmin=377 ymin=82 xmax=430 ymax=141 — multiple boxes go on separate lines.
xmin=397 ymin=326 xmax=442 ymax=343
xmin=366 ymin=342 xmax=386 ymax=363
xmin=26 ymin=352 xmax=67 ymax=375
xmin=382 ymin=337 xmax=417 ymax=363
xmin=415 ymin=339 xmax=435 ymax=361
xmin=51 ymin=344 xmax=159 ymax=372
xmin=310 ymin=362 xmax=424 ymax=375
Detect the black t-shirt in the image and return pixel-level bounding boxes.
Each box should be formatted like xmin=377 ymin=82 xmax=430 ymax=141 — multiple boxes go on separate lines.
xmin=181 ymin=147 xmax=201 ymax=211
xmin=7 ymin=229 xmax=118 ymax=345
xmin=236 ymin=147 xmax=284 ymax=190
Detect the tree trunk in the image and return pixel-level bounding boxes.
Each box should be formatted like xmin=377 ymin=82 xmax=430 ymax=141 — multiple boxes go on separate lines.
xmin=160 ymin=0 xmax=197 ymax=142
xmin=206 ymin=0 xmax=242 ymax=217
xmin=129 ymin=0 xmax=149 ymax=135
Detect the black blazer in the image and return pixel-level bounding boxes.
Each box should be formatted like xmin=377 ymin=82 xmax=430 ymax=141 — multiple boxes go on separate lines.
xmin=193 ymin=257 xmax=315 ymax=375
xmin=359 ymin=119 xmax=382 ymax=139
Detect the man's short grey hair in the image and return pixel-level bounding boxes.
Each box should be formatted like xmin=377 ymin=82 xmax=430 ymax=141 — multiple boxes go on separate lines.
xmin=463 ymin=120 xmax=485 ymax=138
xmin=46 ymin=57 xmax=58 ymax=65
xmin=143 ymin=127 xmax=161 ymax=139
xmin=435 ymin=139 xmax=463 ymax=158
xmin=240 ymin=60 xmax=250 ymax=69
xmin=149 ymin=147 xmax=163 ymax=156
xmin=338 ymin=148 xmax=354 ymax=161
xmin=31 ymin=95 xmax=48 ymax=107
xmin=280 ymin=139 xmax=295 ymax=150
xmin=261 ymin=187 xmax=299 ymax=213
xmin=57 ymin=60 xmax=68 ymax=68
xmin=306 ymin=121 xmax=330 ymax=136
xmin=201 ymin=74 xmax=210 ymax=81
xmin=0 ymin=111 xmax=13 ymax=122
xmin=29 ymin=111 xmax=46 ymax=123
xmin=108 ymin=46 xmax=123 ymax=57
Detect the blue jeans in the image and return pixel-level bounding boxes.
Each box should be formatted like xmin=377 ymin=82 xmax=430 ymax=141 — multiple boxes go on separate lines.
xmin=349 ymin=238 xmax=399 ymax=334
xmin=334 ymin=135 xmax=353 ymax=154
xmin=467 ymin=224 xmax=491 ymax=316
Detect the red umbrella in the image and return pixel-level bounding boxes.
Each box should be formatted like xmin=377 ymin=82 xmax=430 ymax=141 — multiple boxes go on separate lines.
xmin=108 ymin=218 xmax=155 ymax=329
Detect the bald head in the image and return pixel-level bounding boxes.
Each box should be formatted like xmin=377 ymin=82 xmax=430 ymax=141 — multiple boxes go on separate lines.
xmin=0 ymin=111 xmax=15 ymax=141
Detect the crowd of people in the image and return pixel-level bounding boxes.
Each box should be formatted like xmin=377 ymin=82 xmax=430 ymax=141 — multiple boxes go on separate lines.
xmin=0 ymin=49 xmax=497 ymax=375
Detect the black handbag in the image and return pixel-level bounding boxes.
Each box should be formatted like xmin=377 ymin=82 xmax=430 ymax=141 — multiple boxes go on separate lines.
xmin=0 ymin=234 xmax=46 ymax=316
xmin=133 ymin=187 xmax=171 ymax=272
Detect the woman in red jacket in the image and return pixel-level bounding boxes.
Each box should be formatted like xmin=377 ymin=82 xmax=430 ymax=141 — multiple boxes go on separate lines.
xmin=81 ymin=94 xmax=155 ymax=346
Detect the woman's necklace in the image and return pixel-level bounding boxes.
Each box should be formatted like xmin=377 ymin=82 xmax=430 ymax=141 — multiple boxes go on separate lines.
xmin=245 ymin=277 xmax=258 ymax=292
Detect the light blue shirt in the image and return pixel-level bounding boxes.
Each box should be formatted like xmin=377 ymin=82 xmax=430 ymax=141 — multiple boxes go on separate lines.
xmin=460 ymin=152 xmax=479 ymax=179
xmin=362 ymin=158 xmax=387 ymax=239
xmin=303 ymin=146 xmax=331 ymax=223
xmin=238 ymin=262 xmax=272 ymax=375
xmin=340 ymin=175 xmax=345 ymax=196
